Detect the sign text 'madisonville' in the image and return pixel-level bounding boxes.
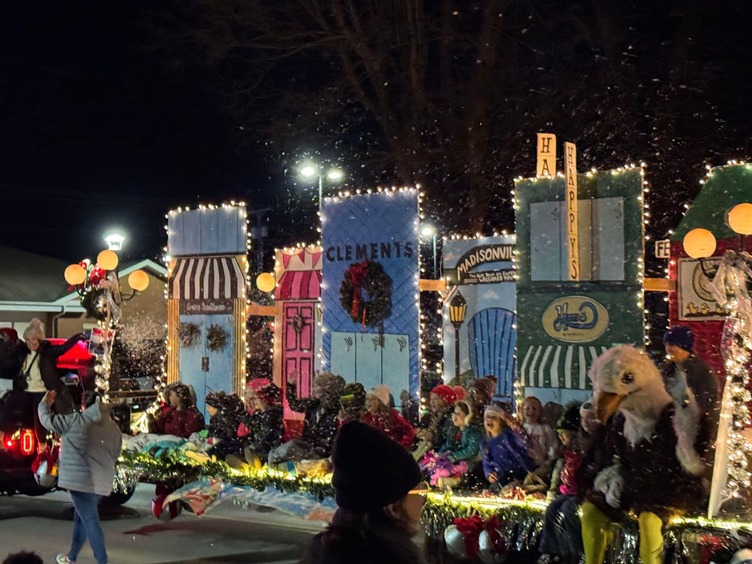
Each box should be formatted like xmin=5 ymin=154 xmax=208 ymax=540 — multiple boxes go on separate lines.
xmin=325 ymin=241 xmax=414 ymax=262
xmin=455 ymin=244 xmax=514 ymax=277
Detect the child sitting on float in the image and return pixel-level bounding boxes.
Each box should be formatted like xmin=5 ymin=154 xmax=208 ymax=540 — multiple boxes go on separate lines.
xmin=267 ymin=371 xmax=343 ymax=466
xmin=480 ymin=403 xmax=534 ymax=492
xmin=420 ymin=399 xmax=483 ymax=487
xmin=205 ymin=390 xmax=246 ymax=459
xmin=361 ymin=384 xmax=415 ymax=449
xmin=520 ymin=395 xmax=560 ymax=478
xmin=149 ymin=382 xmax=205 ymax=439
xmin=413 ymin=384 xmax=458 ymax=460
xmin=539 ymin=400 xmax=597 ymax=564
xmin=338 ymin=382 xmax=367 ymax=425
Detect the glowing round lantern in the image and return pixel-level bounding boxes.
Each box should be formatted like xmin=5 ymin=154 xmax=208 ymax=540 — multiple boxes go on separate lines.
xmin=683 ymin=228 xmax=716 ymax=259
xmin=96 ymin=250 xmax=119 ymax=271
xmin=64 ymin=264 xmax=87 ymax=286
xmin=256 ymin=272 xmax=276 ymax=293
xmin=128 ymin=270 xmax=150 ymax=292
xmin=728 ymin=203 xmax=752 ymax=235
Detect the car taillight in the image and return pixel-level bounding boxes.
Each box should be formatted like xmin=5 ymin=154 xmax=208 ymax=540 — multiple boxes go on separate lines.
xmin=2 ymin=429 xmax=35 ymax=456
xmin=20 ymin=429 xmax=35 ymax=456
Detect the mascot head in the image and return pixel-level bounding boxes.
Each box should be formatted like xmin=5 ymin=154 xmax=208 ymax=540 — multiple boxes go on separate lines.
xmin=588 ymin=345 xmax=670 ymax=424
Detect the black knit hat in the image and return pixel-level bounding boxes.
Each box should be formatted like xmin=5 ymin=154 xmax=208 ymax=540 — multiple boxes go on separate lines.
xmin=664 ymin=326 xmax=694 ymax=352
xmin=332 ymin=421 xmax=422 ymax=513
xmin=556 ymin=401 xmax=582 ymax=433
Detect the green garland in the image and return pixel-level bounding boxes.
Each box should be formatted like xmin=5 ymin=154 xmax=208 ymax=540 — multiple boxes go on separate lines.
xmin=118 ymin=450 xmax=335 ymax=501
xmin=339 ymin=260 xmax=393 ymax=327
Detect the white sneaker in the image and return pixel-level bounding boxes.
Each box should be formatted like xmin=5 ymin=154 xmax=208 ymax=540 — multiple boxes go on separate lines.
xmin=56 ymin=555 xmax=74 ymax=564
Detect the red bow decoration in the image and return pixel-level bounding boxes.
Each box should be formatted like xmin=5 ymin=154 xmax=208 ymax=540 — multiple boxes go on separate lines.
xmin=485 ymin=516 xmax=508 ymax=556
xmin=89 ymin=265 xmax=106 ymax=285
xmin=453 ymin=514 xmax=486 ymax=558
xmin=346 ymin=261 xmax=369 ymax=321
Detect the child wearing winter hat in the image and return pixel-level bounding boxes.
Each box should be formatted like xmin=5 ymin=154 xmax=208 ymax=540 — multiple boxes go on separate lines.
xmin=205 ymin=391 xmax=246 ymax=459
xmin=338 ymin=382 xmax=367 ymax=424
xmin=413 ymin=384 xmax=458 ymax=459
xmin=269 ymin=371 xmax=344 ymax=465
xmin=480 ymin=403 xmax=534 ymax=491
xmin=420 ymin=399 xmax=483 ymax=487
xmin=361 ymin=384 xmax=416 ymax=449
xmin=539 ymin=401 xmax=588 ymax=564
xmin=301 ymin=421 xmax=427 ymax=564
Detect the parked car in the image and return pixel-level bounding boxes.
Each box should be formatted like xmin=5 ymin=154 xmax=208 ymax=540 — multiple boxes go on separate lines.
xmin=0 ymin=333 xmax=132 ymax=503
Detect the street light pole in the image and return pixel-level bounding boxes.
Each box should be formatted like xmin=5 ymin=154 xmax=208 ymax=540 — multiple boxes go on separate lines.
xmin=318 ymin=174 xmax=323 ymax=212
xmin=298 ymin=161 xmax=344 ymax=211
xmin=431 ymin=234 xmax=437 ymax=278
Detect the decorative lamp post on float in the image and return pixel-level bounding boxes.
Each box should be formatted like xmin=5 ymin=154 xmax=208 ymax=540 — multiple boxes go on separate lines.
xmin=449 ymin=291 xmax=467 ymax=381
xmin=682 ymin=202 xmax=752 ymax=511
xmin=298 ymin=161 xmax=345 ymax=211
xmin=63 ymin=249 xmax=150 ymax=397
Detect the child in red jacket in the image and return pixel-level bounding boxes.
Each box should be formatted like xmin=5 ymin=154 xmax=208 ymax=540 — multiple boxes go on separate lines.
xmin=361 ymin=384 xmax=415 ymax=449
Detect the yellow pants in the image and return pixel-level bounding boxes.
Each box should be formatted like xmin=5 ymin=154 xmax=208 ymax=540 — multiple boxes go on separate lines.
xmin=581 ymin=502 xmax=664 ymax=564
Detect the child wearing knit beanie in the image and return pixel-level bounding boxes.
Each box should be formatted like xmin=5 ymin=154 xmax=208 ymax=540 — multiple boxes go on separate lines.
xmin=361 ymin=384 xmax=416 ymax=449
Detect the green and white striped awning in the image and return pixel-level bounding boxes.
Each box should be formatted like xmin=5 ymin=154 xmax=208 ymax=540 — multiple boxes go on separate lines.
xmin=519 ymin=344 xmax=609 ymax=390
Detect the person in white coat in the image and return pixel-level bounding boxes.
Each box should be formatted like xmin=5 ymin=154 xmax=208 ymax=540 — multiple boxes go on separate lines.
xmin=38 ymin=390 xmax=122 ymax=564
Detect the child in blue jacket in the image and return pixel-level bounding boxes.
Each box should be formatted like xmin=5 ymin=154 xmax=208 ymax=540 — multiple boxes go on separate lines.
xmin=481 ymin=403 xmax=534 ymax=491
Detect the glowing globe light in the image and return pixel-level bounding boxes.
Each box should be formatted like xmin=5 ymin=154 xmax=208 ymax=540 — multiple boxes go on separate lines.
xmin=128 ymin=270 xmax=150 ymax=292
xmin=64 ymin=264 xmax=87 ymax=286
xmin=97 ymin=250 xmax=119 ymax=271
xmin=683 ymin=228 xmax=717 ymax=259
xmin=256 ymin=272 xmax=276 ymax=293
xmin=728 ymin=203 xmax=752 ymax=236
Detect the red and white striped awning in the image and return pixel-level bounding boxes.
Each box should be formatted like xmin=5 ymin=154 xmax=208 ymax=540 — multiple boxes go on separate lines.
xmin=169 ymin=257 xmax=245 ymax=300
xmin=275 ymin=270 xmax=322 ymax=300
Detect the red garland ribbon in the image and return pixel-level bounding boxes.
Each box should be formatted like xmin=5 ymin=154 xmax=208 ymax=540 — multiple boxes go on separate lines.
xmin=346 ymin=261 xmax=369 ymax=321
xmin=453 ymin=514 xmax=485 ymax=558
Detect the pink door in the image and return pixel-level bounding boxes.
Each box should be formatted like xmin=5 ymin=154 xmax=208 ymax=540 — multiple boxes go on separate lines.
xmin=284 ymin=302 xmax=316 ymax=398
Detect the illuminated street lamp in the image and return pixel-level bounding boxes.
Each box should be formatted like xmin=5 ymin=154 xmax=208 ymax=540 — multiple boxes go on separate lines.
xmin=449 ymin=291 xmax=467 ymax=381
xmin=64 ymin=249 xmax=150 ymax=396
xmin=104 ymin=232 xmax=125 ymax=251
xmin=298 ymin=161 xmax=345 ymax=210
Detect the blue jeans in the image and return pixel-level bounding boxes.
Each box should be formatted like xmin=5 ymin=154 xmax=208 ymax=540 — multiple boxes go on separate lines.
xmin=68 ymin=490 xmax=107 ymax=564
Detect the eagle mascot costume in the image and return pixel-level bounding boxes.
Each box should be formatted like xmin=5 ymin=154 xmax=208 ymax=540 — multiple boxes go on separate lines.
xmin=581 ymin=345 xmax=707 ymax=564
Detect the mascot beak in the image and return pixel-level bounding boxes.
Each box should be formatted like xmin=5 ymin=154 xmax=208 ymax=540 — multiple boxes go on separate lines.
xmin=596 ymin=392 xmax=622 ymax=424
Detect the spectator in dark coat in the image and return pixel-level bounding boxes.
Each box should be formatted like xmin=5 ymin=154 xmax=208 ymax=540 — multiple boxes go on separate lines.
xmin=23 ymin=319 xmax=85 ymax=414
xmin=301 ymin=422 xmax=427 ymax=564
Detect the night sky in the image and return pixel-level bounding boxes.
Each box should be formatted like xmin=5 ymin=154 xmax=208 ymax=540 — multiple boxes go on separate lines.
xmin=2 ymin=2 xmax=752 ymax=271
xmin=0 ymin=1 xmax=268 ymax=264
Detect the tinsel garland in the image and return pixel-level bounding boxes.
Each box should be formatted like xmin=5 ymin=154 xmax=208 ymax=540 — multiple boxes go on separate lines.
xmin=117 ymin=450 xmax=334 ymax=501
xmin=422 ymin=494 xmax=752 ymax=563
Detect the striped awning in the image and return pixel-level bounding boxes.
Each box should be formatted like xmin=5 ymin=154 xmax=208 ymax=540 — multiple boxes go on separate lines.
xmin=519 ymin=344 xmax=609 ymax=390
xmin=170 ymin=257 xmax=245 ymax=300
xmin=275 ymin=270 xmax=322 ymax=300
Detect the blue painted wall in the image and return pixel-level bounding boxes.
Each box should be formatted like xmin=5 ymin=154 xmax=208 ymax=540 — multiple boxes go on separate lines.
xmin=321 ymin=190 xmax=420 ymax=399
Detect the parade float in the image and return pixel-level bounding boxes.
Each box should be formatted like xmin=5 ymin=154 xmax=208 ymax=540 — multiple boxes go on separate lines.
xmin=109 ymin=148 xmax=752 ymax=563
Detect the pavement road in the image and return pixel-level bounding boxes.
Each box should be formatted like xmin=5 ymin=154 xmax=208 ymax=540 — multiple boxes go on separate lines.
xmin=0 ymin=484 xmax=325 ymax=563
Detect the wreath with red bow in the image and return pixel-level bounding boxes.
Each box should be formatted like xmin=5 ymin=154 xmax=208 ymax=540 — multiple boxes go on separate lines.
xmin=339 ymin=260 xmax=393 ymax=327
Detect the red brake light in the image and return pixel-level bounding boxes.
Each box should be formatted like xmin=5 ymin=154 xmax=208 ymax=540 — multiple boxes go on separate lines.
xmin=20 ymin=429 xmax=35 ymax=456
